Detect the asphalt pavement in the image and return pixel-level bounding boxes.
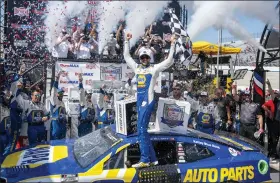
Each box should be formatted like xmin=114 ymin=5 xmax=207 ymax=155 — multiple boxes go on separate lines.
xmin=270 ymin=162 xmax=280 ymax=183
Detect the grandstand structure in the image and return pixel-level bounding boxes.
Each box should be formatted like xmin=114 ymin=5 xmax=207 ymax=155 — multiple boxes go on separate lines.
xmin=0 ymin=0 xmax=7 ymax=59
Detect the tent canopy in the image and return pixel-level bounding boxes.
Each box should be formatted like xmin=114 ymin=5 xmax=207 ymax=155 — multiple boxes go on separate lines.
xmin=192 ymin=41 xmax=242 ymax=55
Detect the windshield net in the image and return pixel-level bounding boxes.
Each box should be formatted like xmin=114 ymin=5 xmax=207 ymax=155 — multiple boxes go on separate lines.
xmin=74 ymin=126 xmax=122 ymax=168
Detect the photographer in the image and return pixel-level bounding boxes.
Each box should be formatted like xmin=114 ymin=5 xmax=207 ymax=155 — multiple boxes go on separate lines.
xmin=52 ymin=29 xmax=72 ymax=58
xmin=116 ymin=21 xmax=125 ymax=55
xmin=103 ymin=33 xmax=119 ymax=57
xmin=76 ymin=35 xmax=94 ymax=59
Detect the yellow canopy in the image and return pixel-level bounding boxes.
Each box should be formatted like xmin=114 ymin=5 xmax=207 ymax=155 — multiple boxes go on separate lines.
xmin=192 ymin=41 xmax=242 ymax=55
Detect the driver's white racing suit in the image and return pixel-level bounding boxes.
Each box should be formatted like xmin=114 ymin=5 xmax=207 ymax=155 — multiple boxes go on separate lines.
xmin=123 ymin=39 xmax=175 ymax=164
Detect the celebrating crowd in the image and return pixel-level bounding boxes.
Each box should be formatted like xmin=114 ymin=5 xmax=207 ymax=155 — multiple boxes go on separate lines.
xmin=1 ymin=26 xmax=280 ymax=168
xmin=52 ymin=11 xmax=170 ymax=63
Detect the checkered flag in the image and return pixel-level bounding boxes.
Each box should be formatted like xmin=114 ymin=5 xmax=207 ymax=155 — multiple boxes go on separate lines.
xmin=169 ymin=9 xmax=192 ymax=67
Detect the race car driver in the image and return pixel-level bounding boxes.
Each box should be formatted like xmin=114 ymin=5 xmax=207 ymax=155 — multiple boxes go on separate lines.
xmin=193 ymin=91 xmax=217 ymax=134
xmin=0 ymin=90 xmax=11 ymax=157
xmin=50 ymin=71 xmax=67 ymax=140
xmin=123 ymin=32 xmax=176 ymax=168
xmin=78 ymin=74 xmax=95 ymax=137
xmin=96 ymin=84 xmax=114 ymax=129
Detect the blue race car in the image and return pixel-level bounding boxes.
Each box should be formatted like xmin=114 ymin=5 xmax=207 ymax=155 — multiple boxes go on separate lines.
xmin=0 ymin=125 xmax=271 ymax=183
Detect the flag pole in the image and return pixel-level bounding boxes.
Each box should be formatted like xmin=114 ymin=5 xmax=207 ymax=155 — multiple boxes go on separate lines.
xmin=216 ymin=29 xmax=221 ymax=88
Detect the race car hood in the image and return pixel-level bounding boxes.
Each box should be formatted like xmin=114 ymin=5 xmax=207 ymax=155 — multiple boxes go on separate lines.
xmin=1 ymin=140 xmax=85 ymax=180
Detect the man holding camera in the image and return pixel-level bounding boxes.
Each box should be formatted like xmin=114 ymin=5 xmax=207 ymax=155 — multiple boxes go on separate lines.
xmin=76 ymin=34 xmax=94 ymax=59
xmin=52 ymin=29 xmax=72 ymax=58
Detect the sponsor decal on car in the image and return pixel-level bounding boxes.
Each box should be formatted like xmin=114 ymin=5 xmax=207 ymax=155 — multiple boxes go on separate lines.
xmin=228 ymin=147 xmax=240 ymax=156
xmin=183 ymin=166 xmax=255 ymax=182
xmin=193 ymin=140 xmax=220 ymax=149
xmin=61 ymin=174 xmax=78 ymax=182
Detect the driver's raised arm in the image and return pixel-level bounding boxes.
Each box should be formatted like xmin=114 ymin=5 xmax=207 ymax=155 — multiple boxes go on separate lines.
xmin=123 ymin=33 xmax=137 ymax=72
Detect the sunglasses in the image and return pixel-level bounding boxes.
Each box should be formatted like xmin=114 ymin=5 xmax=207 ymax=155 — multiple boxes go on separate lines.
xmin=140 ymin=55 xmax=150 ymax=60
xmin=33 ymin=94 xmax=41 ymax=97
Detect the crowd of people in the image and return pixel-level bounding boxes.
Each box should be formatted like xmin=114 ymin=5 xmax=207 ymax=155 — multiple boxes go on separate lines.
xmin=0 ymin=22 xmax=279 ymax=167
xmin=1 ymin=50 xmax=280 ymax=165
xmin=52 ymin=11 xmax=171 ymax=63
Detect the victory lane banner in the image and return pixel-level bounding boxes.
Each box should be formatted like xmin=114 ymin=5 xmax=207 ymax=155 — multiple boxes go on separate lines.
xmin=55 ymin=61 xmax=161 ymax=94
xmin=152 ymin=98 xmax=191 ymax=134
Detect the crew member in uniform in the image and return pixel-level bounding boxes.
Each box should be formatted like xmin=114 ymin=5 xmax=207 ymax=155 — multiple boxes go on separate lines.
xmin=194 ymin=92 xmax=217 ymax=134
xmin=50 ymin=71 xmax=67 ymax=140
xmin=0 ymin=90 xmax=11 ymax=158
xmin=16 ymin=84 xmax=49 ymax=145
xmin=123 ymin=32 xmax=176 ymax=168
xmin=78 ymin=74 xmax=95 ymax=137
xmin=96 ymin=85 xmax=114 ymax=129
xmin=3 ymin=69 xmax=23 ymax=155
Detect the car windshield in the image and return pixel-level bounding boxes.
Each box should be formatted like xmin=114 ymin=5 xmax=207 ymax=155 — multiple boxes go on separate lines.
xmin=73 ymin=126 xmax=122 ymax=168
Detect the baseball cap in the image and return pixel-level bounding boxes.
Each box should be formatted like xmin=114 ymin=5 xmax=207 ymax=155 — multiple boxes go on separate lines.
xmin=139 ymin=49 xmax=152 ymax=59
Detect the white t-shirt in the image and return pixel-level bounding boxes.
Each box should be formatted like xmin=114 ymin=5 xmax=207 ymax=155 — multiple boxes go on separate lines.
xmin=76 ymin=43 xmax=92 ymax=59
xmin=52 ymin=37 xmax=70 ymax=58
xmin=139 ymin=47 xmax=154 ymax=63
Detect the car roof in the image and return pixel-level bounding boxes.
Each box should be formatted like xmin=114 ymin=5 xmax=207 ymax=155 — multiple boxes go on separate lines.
xmin=110 ymin=124 xmax=266 ymax=155
xmin=110 ymin=124 xmax=237 ymax=148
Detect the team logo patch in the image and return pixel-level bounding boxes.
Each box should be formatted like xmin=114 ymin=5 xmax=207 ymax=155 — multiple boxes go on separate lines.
xmin=137 ymin=74 xmax=146 ymax=88
xmin=201 ymin=114 xmax=211 ymax=124
xmin=161 ymin=104 xmax=185 ymax=128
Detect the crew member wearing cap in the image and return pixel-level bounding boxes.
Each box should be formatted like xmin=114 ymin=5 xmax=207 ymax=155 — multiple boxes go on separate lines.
xmin=193 ymin=91 xmax=217 ymax=134
xmin=77 ymin=74 xmax=95 ymax=137
xmin=232 ymin=87 xmax=264 ymax=141
xmin=0 ymin=89 xmax=11 ymax=157
xmin=3 ymin=68 xmax=24 ymax=155
xmin=96 ymin=84 xmax=114 ymax=129
xmin=124 ymin=32 xmax=176 ymax=168
xmin=49 ymin=71 xmax=67 ymax=140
